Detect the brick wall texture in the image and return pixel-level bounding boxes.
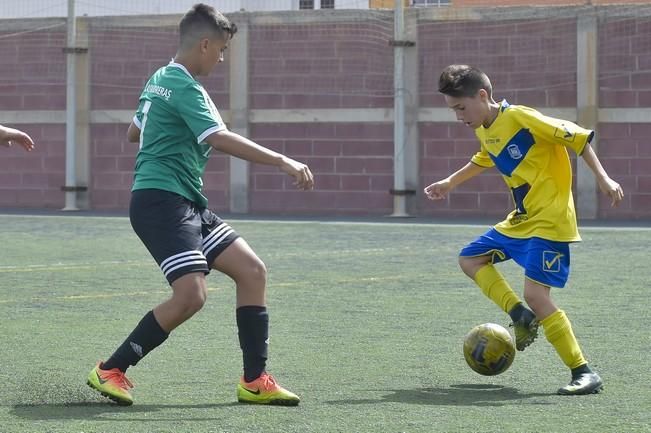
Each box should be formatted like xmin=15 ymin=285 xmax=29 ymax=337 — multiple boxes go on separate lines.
xmin=0 ymin=11 xmax=649 ymax=219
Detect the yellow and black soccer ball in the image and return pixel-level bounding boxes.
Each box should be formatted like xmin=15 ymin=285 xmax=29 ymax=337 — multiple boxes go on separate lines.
xmin=463 ymin=323 xmax=515 ymax=376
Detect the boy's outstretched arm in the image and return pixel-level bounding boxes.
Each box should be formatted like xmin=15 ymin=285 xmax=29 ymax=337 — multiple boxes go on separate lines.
xmin=424 ymin=161 xmax=487 ymax=200
xmin=581 ymin=143 xmax=624 ymax=207
xmin=207 ymin=129 xmax=314 ymax=190
xmin=0 ymin=125 xmax=34 ymax=151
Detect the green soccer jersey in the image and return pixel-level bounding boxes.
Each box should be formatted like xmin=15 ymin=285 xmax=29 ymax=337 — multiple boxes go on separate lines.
xmin=131 ymin=62 xmax=226 ymax=207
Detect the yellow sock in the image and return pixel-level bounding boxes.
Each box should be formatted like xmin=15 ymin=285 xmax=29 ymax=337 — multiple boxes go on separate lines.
xmin=473 ymin=264 xmax=522 ymax=314
xmin=540 ymin=309 xmax=587 ymax=370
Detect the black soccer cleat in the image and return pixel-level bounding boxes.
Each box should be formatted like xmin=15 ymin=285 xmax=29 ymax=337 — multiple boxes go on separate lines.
xmin=509 ymin=309 xmax=539 ymax=351
xmin=557 ymin=372 xmax=603 ymax=395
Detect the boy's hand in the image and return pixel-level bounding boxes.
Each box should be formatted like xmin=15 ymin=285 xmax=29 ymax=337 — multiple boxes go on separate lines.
xmin=0 ymin=127 xmax=34 ymax=152
xmin=424 ymin=179 xmax=452 ymax=200
xmin=597 ymin=176 xmax=624 ymax=207
xmin=280 ymin=156 xmax=314 ymax=190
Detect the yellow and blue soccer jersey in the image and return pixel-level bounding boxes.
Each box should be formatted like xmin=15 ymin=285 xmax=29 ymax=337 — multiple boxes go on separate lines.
xmin=472 ymin=100 xmax=593 ymax=242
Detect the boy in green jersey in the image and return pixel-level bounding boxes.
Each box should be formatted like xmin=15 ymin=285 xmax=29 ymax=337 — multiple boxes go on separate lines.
xmin=87 ymin=4 xmax=312 ymax=406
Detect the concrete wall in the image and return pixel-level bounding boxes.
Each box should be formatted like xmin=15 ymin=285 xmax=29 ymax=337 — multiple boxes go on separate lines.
xmin=597 ymin=17 xmax=651 ymax=218
xmin=0 ymin=6 xmax=649 ymax=219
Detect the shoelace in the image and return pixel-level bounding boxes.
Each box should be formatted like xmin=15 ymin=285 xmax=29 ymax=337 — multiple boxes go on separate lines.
xmin=258 ymin=373 xmax=277 ymax=391
xmin=102 ymin=369 xmax=134 ymax=389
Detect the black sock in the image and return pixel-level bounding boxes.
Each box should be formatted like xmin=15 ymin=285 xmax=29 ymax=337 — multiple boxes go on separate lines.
xmin=508 ymin=303 xmax=527 ymax=323
xmin=571 ymin=363 xmax=592 ymax=379
xmin=102 ymin=310 xmax=169 ymax=372
xmin=236 ymin=306 xmax=269 ymax=382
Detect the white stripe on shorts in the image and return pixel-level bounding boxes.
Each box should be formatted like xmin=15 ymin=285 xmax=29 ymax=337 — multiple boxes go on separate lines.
xmin=203 ymin=223 xmax=235 ymax=256
xmin=163 ymin=259 xmax=209 ymax=278
xmin=160 ymin=250 xmax=207 ymax=277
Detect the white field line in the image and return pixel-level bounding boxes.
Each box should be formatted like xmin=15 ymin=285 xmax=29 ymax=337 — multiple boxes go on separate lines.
xmin=0 ymin=260 xmax=149 ymax=273
xmin=0 ymin=287 xmax=222 ymax=304
xmin=0 ymin=274 xmax=422 ymax=305
xmin=0 ymin=246 xmax=429 ymax=273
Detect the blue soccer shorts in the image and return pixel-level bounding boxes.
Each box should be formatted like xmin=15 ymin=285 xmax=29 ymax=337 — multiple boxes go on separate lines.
xmin=459 ymin=228 xmax=571 ymax=288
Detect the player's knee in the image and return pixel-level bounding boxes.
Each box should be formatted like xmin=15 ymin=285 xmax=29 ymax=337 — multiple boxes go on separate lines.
xmin=187 ymin=292 xmax=207 ymax=315
xmin=248 ymin=258 xmax=267 ymax=286
xmin=175 ymin=286 xmax=207 ymax=316
xmin=193 ymin=288 xmax=208 ymax=310
xmin=458 ymin=256 xmax=477 ymax=278
xmin=235 ymin=257 xmax=267 ymax=288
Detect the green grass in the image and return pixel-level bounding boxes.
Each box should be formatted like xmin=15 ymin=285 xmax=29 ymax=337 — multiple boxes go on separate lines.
xmin=0 ymin=214 xmax=649 ymax=433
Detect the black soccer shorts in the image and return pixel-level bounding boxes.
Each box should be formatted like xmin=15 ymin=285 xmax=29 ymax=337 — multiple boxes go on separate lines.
xmin=129 ymin=189 xmax=240 ymax=284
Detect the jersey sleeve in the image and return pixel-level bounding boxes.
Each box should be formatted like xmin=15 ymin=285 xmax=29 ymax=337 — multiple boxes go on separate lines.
xmin=133 ymin=99 xmax=145 ymax=129
xmin=471 ymin=143 xmax=495 ymax=168
xmin=514 ymin=106 xmax=593 ymax=155
xmin=175 ymin=83 xmax=227 ymax=143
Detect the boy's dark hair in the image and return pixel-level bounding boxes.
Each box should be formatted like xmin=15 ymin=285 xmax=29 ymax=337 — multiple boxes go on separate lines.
xmin=179 ymin=3 xmax=237 ymax=48
xmin=438 ymin=65 xmax=492 ymax=98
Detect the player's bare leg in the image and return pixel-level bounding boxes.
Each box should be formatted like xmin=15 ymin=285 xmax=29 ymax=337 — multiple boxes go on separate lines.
xmin=212 ymin=238 xmax=299 ymax=405
xmin=522 ymin=279 xmax=557 ymax=321
xmin=154 ymin=272 xmax=208 ymax=332
xmin=458 ymin=254 xmax=491 ymax=279
xmin=212 ymin=238 xmax=267 ymax=308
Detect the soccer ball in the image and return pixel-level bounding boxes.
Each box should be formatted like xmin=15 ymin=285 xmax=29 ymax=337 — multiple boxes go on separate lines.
xmin=463 ymin=323 xmax=515 ymax=376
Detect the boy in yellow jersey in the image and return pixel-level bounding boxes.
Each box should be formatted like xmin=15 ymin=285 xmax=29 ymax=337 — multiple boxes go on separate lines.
xmin=425 ymin=65 xmax=623 ymax=395
xmin=0 ymin=125 xmax=34 ymax=151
